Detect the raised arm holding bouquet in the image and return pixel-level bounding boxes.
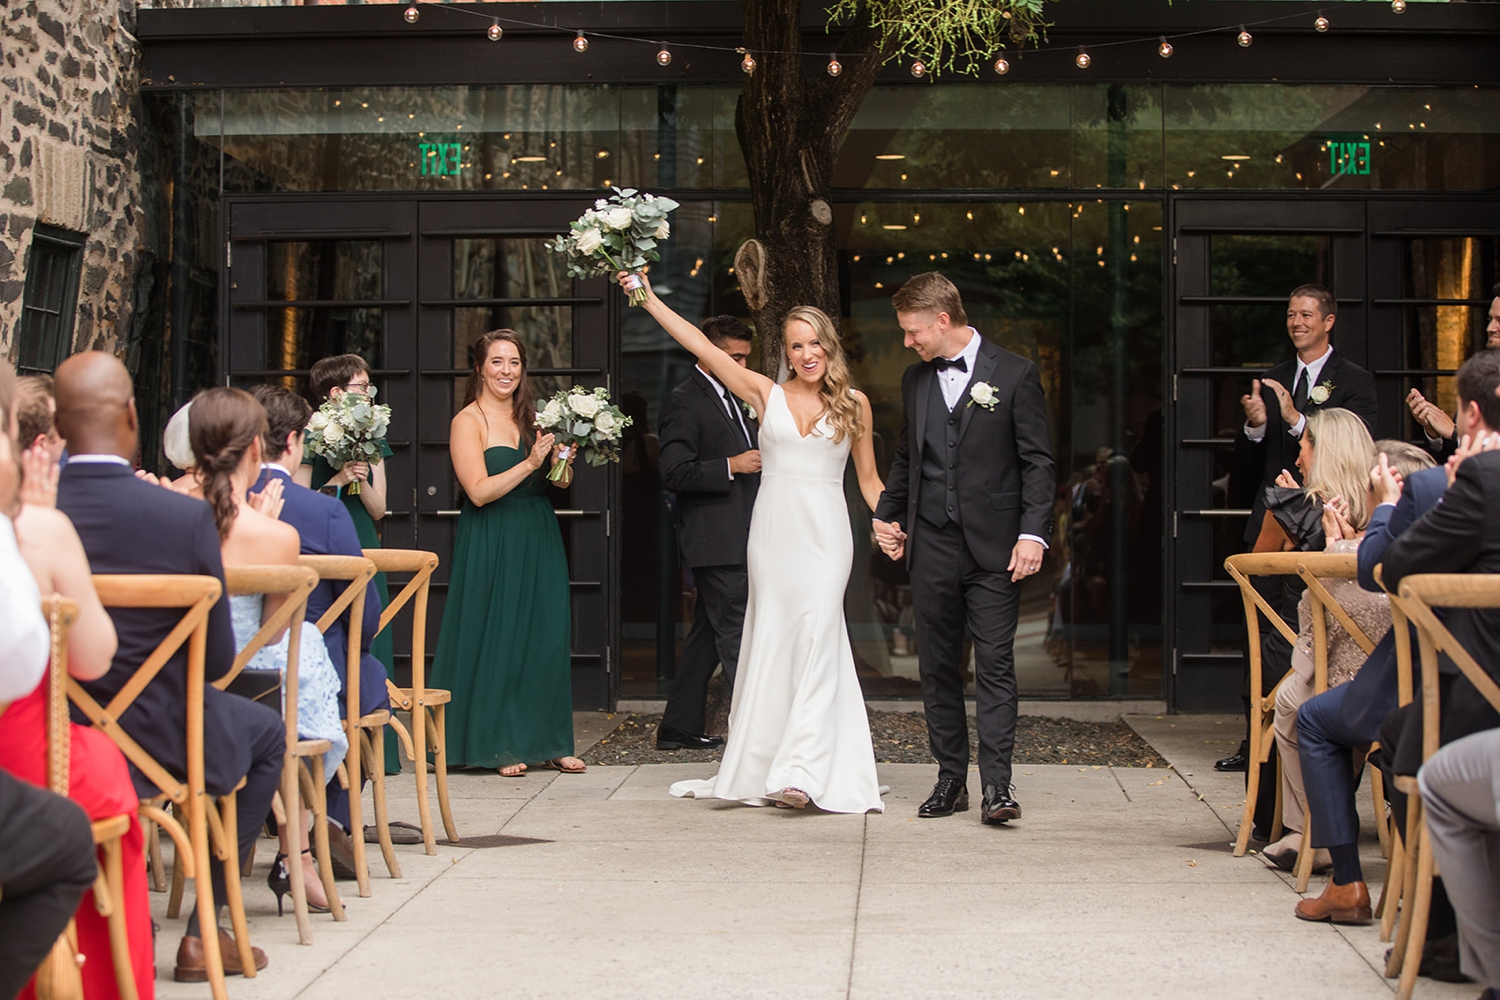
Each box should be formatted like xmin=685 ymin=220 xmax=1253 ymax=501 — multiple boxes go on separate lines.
xmin=546 ymin=187 xmax=678 ymax=306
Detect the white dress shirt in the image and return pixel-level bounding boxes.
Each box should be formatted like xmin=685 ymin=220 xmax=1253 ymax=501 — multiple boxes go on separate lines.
xmin=1244 ymin=344 xmax=1333 ymax=442
xmin=64 ymin=453 xmax=132 ymax=467
xmin=699 ymin=366 xmax=753 ymax=480
xmin=0 ymin=513 xmax=49 ymax=702
xmin=934 ymin=330 xmax=1048 ymax=550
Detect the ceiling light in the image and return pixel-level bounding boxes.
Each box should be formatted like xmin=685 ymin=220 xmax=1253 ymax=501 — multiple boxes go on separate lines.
xmin=875 ymin=154 xmax=905 ymax=160
xmin=1221 ymin=154 xmax=1251 ymax=161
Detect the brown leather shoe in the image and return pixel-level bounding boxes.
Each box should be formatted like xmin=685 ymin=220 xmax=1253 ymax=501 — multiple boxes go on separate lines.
xmin=1294 ymin=879 xmax=1372 ymax=925
xmin=173 ymin=928 xmax=269 ymax=981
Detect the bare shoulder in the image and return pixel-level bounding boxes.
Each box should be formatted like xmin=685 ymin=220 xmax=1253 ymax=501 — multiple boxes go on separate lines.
xmin=236 ymin=506 xmax=301 ymax=562
xmin=16 ymin=503 xmax=74 ymax=541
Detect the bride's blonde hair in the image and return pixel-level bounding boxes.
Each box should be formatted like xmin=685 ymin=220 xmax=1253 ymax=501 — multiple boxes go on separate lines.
xmin=784 ymin=305 xmax=862 ymax=444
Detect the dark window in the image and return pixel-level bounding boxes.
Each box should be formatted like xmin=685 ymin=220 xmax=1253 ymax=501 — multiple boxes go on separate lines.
xmin=16 ymin=224 xmax=86 ymax=374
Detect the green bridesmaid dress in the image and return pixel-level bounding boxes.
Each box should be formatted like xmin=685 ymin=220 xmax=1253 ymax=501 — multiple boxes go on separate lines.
xmin=429 ymin=446 xmax=574 ymax=768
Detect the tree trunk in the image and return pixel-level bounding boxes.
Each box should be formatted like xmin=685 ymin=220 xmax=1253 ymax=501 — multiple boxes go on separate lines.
xmin=736 ymin=1 xmax=890 ymax=376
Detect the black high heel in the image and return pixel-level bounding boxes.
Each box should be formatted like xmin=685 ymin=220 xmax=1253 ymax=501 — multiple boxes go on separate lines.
xmin=267 ymin=850 xmax=332 ymax=915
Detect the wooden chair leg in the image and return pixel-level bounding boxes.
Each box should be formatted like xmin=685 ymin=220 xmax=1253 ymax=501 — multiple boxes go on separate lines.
xmin=363 ymin=726 xmax=401 ymax=878
xmin=1294 ymin=812 xmax=1315 ymax=894
xmin=1269 ymin=743 xmax=1285 ymax=845
xmin=431 ymin=705 xmax=458 ymax=844
xmin=280 ymin=766 xmax=313 ymax=945
xmin=213 ymin=794 xmax=257 ymax=979
xmin=345 ymin=724 xmax=371 ymax=898
xmin=1379 ymin=826 xmax=1405 ymax=943
xmin=99 ymin=837 xmax=139 ymax=1000
xmin=1235 ymin=737 xmax=1263 ymax=857
xmin=1386 ymin=801 xmax=1425 ymax=977
xmin=412 ymin=702 xmax=436 ymax=856
xmin=1372 ymin=766 xmax=1393 ymax=859
xmin=303 ymin=757 xmax=346 ymax=922
xmin=167 ymin=802 xmax=187 ymax=919
xmin=146 ymin=818 xmax=166 ymax=893
xmin=1397 ymin=821 xmax=1435 ymax=1000
xmin=189 ymin=791 xmax=229 ymax=1000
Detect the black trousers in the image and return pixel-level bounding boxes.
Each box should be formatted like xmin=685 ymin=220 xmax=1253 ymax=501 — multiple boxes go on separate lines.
xmin=661 ymin=564 xmax=748 ymax=735
xmin=0 ymin=772 xmax=97 ymax=999
xmin=910 ymin=519 xmax=1021 ymax=792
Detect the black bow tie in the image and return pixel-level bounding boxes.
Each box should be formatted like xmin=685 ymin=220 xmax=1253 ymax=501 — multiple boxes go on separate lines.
xmin=932 ymin=355 xmax=968 ymax=373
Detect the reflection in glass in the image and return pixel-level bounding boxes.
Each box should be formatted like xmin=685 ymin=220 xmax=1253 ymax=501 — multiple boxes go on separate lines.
xmin=452 ymin=306 xmax=573 ymax=371
xmin=1402 ymin=237 xmax=1499 ymax=416
xmin=266 ymin=241 xmax=382 ymax=302
xmin=265 ymin=307 xmax=383 ymax=374
xmin=1208 ymin=235 xmax=1330 ymax=368
xmin=454 ymin=238 xmax=572 ymax=301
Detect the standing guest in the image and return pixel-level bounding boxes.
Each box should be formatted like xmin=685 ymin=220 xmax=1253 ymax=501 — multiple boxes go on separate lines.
xmin=249 ymin=384 xmax=392 ymax=872
xmin=428 ymin=330 xmax=584 ymax=777
xmin=53 ymin=352 xmax=279 ymax=980
xmin=1418 ymin=727 xmax=1500 ymax=1000
xmin=873 ymin=272 xmax=1056 ymax=824
xmin=1406 ymin=289 xmax=1500 ymax=460
xmin=655 ymin=315 xmax=760 ymax=750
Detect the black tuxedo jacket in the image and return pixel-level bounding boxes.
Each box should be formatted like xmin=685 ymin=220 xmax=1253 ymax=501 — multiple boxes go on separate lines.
xmin=1382 ymin=450 xmax=1500 ymax=752
xmin=658 ymin=369 xmax=760 ymax=568
xmin=1234 ymin=349 xmax=1377 ymax=544
xmin=875 ymin=337 xmax=1055 ymax=574
xmin=56 ymin=462 xmax=244 ymax=797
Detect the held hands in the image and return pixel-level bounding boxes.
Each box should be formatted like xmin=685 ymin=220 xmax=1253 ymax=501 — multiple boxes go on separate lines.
xmin=329 ymin=461 xmax=369 ymax=488
xmin=1261 ymin=378 xmax=1301 ymax=427
xmin=729 ymin=449 xmax=762 ymax=475
xmin=18 ymin=442 xmax=58 ymax=509
xmin=1370 ymin=452 xmax=1405 ymax=507
xmin=247 ymin=478 xmax=286 ymax=520
xmin=872 ymin=518 xmax=906 ymax=562
xmin=1406 ymin=389 xmax=1455 ymax=441
xmin=1241 ymin=379 xmax=1268 ymax=428
xmin=1008 ymin=538 xmax=1045 ymax=583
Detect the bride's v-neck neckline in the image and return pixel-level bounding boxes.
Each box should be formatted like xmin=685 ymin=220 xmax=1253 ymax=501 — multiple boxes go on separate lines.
xmin=776 ymin=384 xmax=825 ymax=440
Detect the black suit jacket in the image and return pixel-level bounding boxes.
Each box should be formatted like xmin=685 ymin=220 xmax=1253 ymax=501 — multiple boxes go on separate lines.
xmin=658 ymin=369 xmax=759 ymax=568
xmin=1383 ymin=450 xmax=1500 ymax=752
xmin=875 ymin=337 xmax=1055 ymax=574
xmin=57 ymin=462 xmax=244 ymax=797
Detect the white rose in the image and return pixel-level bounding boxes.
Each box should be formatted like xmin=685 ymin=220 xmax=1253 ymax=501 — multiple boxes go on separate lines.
xmin=653 ymin=221 xmax=670 ymax=240
xmin=308 ymin=412 xmax=328 ymax=432
xmin=322 ymin=422 xmax=345 ymax=444
xmin=570 ymin=393 xmax=601 ymax=419
xmin=603 ymin=206 xmax=635 ymax=231
xmin=539 ymin=399 xmax=564 ymax=427
xmin=969 ymin=382 xmax=997 ymax=408
xmin=594 ymin=409 xmax=617 ymax=436
xmin=574 ymin=227 xmax=604 ymax=254
xmin=595 ymin=199 xmax=609 ymax=210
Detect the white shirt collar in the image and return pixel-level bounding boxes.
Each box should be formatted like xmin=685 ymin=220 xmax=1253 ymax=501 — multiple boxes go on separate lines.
xmin=940 ymin=329 xmax=983 ymax=373
xmin=260 ymin=462 xmax=294 ymax=477
xmin=1297 ymin=344 xmax=1334 ymax=385
xmin=697 ymin=365 xmax=727 ymax=392
xmin=65 ymin=454 xmax=131 ymax=467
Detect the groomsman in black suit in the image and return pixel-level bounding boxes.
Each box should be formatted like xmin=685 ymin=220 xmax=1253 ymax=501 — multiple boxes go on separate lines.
xmin=655 ymin=316 xmax=760 ymax=750
xmin=53 ymin=352 xmax=277 ymax=979
xmin=1405 ymin=286 xmax=1500 ymax=461
xmin=874 ymin=273 xmax=1056 ymax=824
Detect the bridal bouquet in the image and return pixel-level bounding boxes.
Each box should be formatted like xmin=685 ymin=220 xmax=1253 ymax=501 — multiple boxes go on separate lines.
xmin=545 ymin=187 xmax=679 ymax=306
xmin=535 ymin=386 xmax=633 ymax=482
xmin=304 ymin=390 xmax=391 ymax=495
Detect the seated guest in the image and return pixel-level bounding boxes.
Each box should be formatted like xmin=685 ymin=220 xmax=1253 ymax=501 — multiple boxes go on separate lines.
xmin=1296 ymin=348 xmax=1500 ymax=927
xmin=1418 ymin=728 xmax=1500 ymax=1000
xmin=162 ymin=400 xmax=198 ymax=488
xmin=187 ymin=387 xmax=347 ymax=914
xmin=249 ymin=384 xmax=389 ymax=872
xmin=15 ymin=374 xmax=65 ymax=467
xmin=52 ymin=352 xmax=281 ymax=980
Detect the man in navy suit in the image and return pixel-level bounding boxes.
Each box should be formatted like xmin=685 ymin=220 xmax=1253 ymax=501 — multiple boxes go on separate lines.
xmin=1294 ymin=349 xmax=1500 ymax=925
xmin=249 ymin=386 xmax=388 ymax=845
xmin=53 ymin=353 xmax=277 ymax=979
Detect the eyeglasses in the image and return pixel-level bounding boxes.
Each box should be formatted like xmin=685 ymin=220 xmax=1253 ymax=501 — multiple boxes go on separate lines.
xmin=341 ymin=382 xmax=377 ymax=398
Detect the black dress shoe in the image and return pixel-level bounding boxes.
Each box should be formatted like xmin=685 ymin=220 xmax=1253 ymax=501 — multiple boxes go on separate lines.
xmin=981 ymin=786 xmax=1021 ymax=825
xmin=656 ymin=726 xmax=725 ymax=750
xmin=917 ymin=777 xmax=969 ymax=818
xmin=1214 ymin=752 xmax=1249 ymax=772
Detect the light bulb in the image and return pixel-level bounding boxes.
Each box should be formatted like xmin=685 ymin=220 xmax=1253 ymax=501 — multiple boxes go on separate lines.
xmin=1392 ymin=0 xmax=1406 ymax=10
xmin=487 ymin=21 xmax=502 ymax=41
xmin=572 ymin=32 xmax=589 ymax=53
xmin=826 ymin=54 xmax=843 ymax=77
xmin=1237 ymin=27 xmax=1253 ymax=47
xmin=993 ymin=56 xmax=1010 ymax=75
xmin=910 ymin=60 xmax=926 ymax=78
xmin=1158 ymin=37 xmax=1173 ymax=58
xmin=740 ymin=52 xmax=756 ymax=74
xmin=656 ymin=45 xmax=672 ymax=66
xmin=402 ymin=4 xmax=419 ymax=23
xmin=1314 ymin=15 xmax=1329 ymax=31
xmin=1075 ymin=47 xmax=1091 ymax=69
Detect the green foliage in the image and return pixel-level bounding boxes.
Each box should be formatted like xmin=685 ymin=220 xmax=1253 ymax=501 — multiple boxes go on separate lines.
xmin=826 ymin=0 xmax=1048 ymax=77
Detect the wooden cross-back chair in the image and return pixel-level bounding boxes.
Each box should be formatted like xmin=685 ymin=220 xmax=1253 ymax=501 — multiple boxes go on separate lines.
xmin=1224 ymin=552 xmax=1304 ymax=857
xmin=298 ymin=554 xmax=397 ymax=898
xmin=68 ymin=574 xmax=236 ymax=1000
xmin=37 ymin=594 xmax=139 ymax=1000
xmin=1378 ymin=570 xmax=1419 ymax=946
xmin=1290 ymin=552 xmax=1391 ymax=893
xmin=1380 ymin=573 xmax=1500 ymax=1000
xmin=365 ymin=548 xmax=459 ymax=854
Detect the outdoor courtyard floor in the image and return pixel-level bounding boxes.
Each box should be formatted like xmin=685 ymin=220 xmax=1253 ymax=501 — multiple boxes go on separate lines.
xmin=148 ymin=713 xmax=1477 ymax=999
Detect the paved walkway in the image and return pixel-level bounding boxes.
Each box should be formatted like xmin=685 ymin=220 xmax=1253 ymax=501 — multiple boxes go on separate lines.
xmin=148 ymin=713 xmax=1476 ymax=999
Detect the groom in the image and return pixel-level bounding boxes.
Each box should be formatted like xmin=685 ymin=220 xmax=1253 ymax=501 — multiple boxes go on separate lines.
xmin=874 ymin=273 xmax=1055 ymax=825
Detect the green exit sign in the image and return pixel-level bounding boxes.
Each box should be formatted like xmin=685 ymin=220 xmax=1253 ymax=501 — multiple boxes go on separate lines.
xmin=419 ymin=140 xmax=464 ymax=177
xmin=1327 ymin=138 xmax=1371 ymax=176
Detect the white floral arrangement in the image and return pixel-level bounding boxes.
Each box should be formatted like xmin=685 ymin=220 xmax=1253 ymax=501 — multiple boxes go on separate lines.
xmin=545 ymin=187 xmax=679 ymax=306
xmin=968 ymin=381 xmax=998 ymax=411
xmin=304 ymin=390 xmax=391 ymax=495
xmin=535 ymin=386 xmax=633 ymax=482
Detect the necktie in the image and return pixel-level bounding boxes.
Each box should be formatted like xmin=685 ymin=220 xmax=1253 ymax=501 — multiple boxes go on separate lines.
xmin=1293 ymin=367 xmax=1310 ymax=413
xmin=932 ymin=355 xmax=968 ymax=373
xmin=723 ymin=386 xmax=750 ymax=446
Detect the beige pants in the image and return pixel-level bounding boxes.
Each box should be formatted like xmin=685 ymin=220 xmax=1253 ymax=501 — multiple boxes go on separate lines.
xmin=1273 ymin=672 xmax=1314 ymax=834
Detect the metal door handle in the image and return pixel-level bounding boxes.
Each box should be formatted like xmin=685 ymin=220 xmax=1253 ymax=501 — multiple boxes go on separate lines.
xmin=553 ymin=510 xmax=598 ymax=517
xmin=1183 ymin=509 xmax=1252 ymax=517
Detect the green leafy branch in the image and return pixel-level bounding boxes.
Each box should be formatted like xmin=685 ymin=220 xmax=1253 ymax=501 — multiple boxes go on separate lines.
xmin=826 ymin=0 xmax=1048 ymax=78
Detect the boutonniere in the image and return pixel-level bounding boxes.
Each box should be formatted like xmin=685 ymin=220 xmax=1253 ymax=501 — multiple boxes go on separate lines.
xmin=1308 ymin=380 xmax=1334 ymax=405
xmin=967 ymin=381 xmax=998 ymax=411
xmin=740 ymin=400 xmax=757 ymax=422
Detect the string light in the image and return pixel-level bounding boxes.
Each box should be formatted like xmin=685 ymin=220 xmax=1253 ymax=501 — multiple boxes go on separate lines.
xmin=1157 ymin=36 xmax=1173 ymax=58
xmin=487 ymin=19 xmax=503 ymax=41
xmin=826 ymin=53 xmax=843 ymax=77
xmin=402 ymin=4 xmax=419 ymax=22
xmin=1314 ymin=13 xmax=1329 ymax=31
xmin=655 ymin=44 xmax=672 ymax=66
xmin=1392 ymin=0 xmax=1406 ymax=11
xmin=739 ymin=50 xmax=756 ymax=74
xmin=1237 ymin=26 xmax=1253 ymax=47
xmin=572 ymin=31 xmax=589 ymax=53
xmin=910 ymin=60 xmax=927 ymax=78
xmin=1075 ymin=47 xmax=1091 ymax=69
xmin=993 ymin=55 xmax=1010 ymax=75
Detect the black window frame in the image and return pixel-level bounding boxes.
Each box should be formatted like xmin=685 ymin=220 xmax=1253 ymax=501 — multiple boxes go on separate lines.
xmin=16 ymin=223 xmax=86 ymax=375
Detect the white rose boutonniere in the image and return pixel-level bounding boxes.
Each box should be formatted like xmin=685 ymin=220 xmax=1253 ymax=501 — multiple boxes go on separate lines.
xmin=968 ymin=381 xmax=998 ymax=411
xmin=1308 ymin=380 xmax=1334 ymax=406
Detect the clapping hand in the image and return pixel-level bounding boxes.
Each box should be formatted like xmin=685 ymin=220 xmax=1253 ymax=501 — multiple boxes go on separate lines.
xmin=529 ymin=432 xmax=558 ymax=472
xmin=1275 ymin=468 xmax=1300 ymax=489
xmin=1321 ymin=494 xmax=1357 ymax=545
xmin=247 ymin=477 xmax=286 ymax=520
xmin=18 ymin=443 xmax=58 ymax=509
xmin=1240 ymin=379 xmax=1268 ymax=429
xmin=1260 ymin=378 xmax=1301 ymax=427
xmin=1406 ymin=388 xmax=1455 ymax=440
xmin=872 ymin=518 xmax=906 ymax=562
xmin=1445 ymin=431 xmax=1500 ymax=487
xmin=1369 ymin=452 xmax=1404 ymax=507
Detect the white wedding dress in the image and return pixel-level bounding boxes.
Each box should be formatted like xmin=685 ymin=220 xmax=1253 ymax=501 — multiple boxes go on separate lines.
xmin=670 ymin=384 xmax=884 ymax=813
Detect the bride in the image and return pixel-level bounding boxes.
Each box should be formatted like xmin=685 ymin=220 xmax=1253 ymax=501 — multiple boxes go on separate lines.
xmin=624 ymin=273 xmax=886 ymax=813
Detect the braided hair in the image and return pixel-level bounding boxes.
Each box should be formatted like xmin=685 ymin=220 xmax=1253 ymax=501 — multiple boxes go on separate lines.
xmin=188 ymin=387 xmax=268 ymax=540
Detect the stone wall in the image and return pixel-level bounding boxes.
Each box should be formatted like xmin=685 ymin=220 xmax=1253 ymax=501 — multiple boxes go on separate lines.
xmin=0 ymin=0 xmax=149 ymax=360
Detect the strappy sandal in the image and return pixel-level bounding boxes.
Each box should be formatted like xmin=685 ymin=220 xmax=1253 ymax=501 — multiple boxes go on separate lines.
xmin=498 ymin=763 xmax=528 ymax=777
xmin=773 ymin=787 xmax=810 ymax=809
xmin=542 ymin=757 xmax=587 ymax=774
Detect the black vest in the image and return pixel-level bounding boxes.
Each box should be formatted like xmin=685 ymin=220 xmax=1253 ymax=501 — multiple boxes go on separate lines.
xmin=918 ymin=378 xmax=962 ymax=527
